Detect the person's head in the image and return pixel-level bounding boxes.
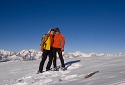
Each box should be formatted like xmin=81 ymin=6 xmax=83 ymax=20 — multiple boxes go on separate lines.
xmin=48 ymin=29 xmax=55 ymax=35
xmin=54 ymin=28 xmax=60 ymax=34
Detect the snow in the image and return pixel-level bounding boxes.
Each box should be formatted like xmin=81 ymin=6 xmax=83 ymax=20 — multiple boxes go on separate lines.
xmin=0 ymin=51 xmax=125 ymax=85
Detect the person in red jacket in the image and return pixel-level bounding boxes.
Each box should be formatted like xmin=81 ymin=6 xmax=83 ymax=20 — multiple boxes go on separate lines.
xmin=52 ymin=28 xmax=66 ymax=71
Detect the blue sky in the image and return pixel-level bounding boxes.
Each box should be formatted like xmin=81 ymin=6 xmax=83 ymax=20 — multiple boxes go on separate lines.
xmin=0 ymin=0 xmax=125 ymax=53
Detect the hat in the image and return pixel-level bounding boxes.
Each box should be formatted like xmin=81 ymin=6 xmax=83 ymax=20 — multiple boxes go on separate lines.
xmin=55 ymin=28 xmax=60 ymax=33
xmin=48 ymin=29 xmax=55 ymax=33
xmin=50 ymin=29 xmax=55 ymax=31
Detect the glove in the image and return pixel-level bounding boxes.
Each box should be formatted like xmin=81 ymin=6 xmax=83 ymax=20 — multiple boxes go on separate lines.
xmin=40 ymin=48 xmax=44 ymax=52
xmin=60 ymin=48 xmax=64 ymax=53
xmin=61 ymin=48 xmax=64 ymax=52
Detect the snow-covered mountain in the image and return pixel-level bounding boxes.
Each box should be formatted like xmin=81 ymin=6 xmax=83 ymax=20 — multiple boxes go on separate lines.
xmin=0 ymin=49 xmax=125 ymax=62
xmin=63 ymin=51 xmax=125 ymax=58
xmin=0 ymin=49 xmax=42 ymax=62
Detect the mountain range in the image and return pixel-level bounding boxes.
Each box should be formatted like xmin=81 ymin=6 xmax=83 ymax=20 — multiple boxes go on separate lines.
xmin=0 ymin=49 xmax=125 ymax=62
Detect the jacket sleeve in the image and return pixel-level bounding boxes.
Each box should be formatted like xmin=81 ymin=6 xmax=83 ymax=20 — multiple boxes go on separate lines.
xmin=61 ymin=34 xmax=65 ymax=49
xmin=40 ymin=34 xmax=49 ymax=49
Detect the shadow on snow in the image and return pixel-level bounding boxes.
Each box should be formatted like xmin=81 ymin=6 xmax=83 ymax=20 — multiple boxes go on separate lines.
xmin=56 ymin=60 xmax=81 ymax=70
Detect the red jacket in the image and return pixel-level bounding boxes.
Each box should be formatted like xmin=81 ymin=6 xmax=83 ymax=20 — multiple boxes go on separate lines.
xmin=53 ymin=33 xmax=65 ymax=49
xmin=49 ymin=34 xmax=54 ymax=47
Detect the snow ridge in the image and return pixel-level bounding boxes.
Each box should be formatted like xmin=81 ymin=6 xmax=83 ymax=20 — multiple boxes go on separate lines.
xmin=0 ymin=49 xmax=125 ymax=62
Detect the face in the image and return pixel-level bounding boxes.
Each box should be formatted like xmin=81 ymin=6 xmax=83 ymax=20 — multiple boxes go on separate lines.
xmin=55 ymin=31 xmax=59 ymax=34
xmin=50 ymin=31 xmax=54 ymax=35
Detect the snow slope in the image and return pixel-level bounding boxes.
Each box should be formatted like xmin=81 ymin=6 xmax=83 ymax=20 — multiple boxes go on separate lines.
xmin=0 ymin=55 xmax=125 ymax=85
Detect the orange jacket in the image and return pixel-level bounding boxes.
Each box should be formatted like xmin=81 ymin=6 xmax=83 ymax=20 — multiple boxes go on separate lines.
xmin=53 ymin=33 xmax=65 ymax=49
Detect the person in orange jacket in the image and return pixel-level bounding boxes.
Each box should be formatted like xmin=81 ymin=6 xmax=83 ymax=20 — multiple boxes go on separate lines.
xmin=52 ymin=28 xmax=66 ymax=71
xmin=37 ymin=29 xmax=55 ymax=74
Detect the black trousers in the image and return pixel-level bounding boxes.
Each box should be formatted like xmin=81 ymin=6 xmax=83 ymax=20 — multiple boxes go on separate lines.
xmin=39 ymin=48 xmax=53 ymax=72
xmin=52 ymin=48 xmax=65 ymax=68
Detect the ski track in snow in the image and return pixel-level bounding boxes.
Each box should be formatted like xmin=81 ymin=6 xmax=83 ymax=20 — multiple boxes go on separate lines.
xmin=12 ymin=62 xmax=81 ymax=85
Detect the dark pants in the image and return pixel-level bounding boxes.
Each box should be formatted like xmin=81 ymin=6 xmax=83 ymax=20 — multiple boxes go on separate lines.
xmin=39 ymin=48 xmax=53 ymax=72
xmin=52 ymin=48 xmax=65 ymax=68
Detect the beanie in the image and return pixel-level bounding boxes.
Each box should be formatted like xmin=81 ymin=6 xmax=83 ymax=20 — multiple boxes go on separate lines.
xmin=55 ymin=28 xmax=61 ymax=33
